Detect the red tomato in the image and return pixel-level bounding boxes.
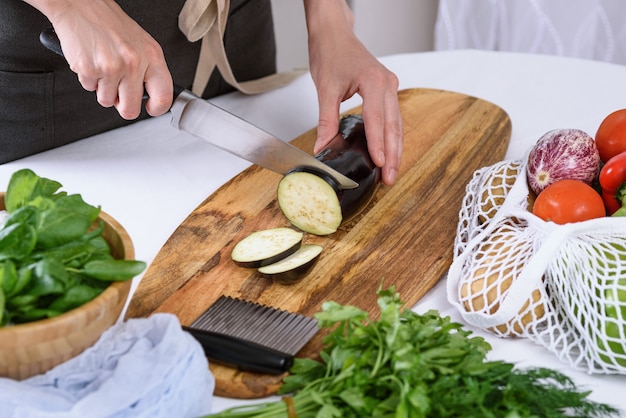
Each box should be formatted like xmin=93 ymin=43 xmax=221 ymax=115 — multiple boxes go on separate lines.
xmin=595 ymin=108 xmax=626 ymax=163
xmin=533 ymin=179 xmax=606 ymax=224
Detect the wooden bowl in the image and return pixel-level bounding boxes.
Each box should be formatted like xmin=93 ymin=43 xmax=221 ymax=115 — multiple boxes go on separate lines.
xmin=0 ymin=193 xmax=133 ymax=380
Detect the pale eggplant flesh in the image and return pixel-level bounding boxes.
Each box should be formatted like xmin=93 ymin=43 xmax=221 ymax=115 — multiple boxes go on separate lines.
xmin=230 ymin=227 xmax=303 ymax=268
xmin=278 ymin=115 xmax=381 ymax=235
xmin=276 ymin=172 xmax=342 ymax=235
xmin=257 ymin=244 xmax=323 ymax=284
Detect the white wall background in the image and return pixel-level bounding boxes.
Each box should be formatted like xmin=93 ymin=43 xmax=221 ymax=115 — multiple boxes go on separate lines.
xmin=270 ymin=0 xmax=439 ymax=72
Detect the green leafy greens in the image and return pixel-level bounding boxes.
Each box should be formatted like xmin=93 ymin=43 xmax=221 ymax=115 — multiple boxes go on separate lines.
xmin=206 ymin=287 xmax=619 ymax=418
xmin=0 ymin=169 xmax=146 ymax=325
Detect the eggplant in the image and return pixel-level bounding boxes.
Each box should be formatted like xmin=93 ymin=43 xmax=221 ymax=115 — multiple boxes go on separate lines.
xmin=230 ymin=227 xmax=303 ymax=268
xmin=277 ymin=115 xmax=381 ymax=235
xmin=257 ymin=244 xmax=323 ymax=284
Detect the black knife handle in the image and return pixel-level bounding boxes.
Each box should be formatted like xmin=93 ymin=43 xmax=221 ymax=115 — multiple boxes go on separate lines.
xmin=182 ymin=326 xmax=294 ymax=375
xmin=39 ymin=28 xmax=184 ymax=102
xmin=39 ymin=28 xmax=64 ymax=56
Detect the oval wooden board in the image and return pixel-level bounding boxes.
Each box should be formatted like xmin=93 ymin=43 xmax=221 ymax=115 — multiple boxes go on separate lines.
xmin=125 ymin=88 xmax=512 ymax=399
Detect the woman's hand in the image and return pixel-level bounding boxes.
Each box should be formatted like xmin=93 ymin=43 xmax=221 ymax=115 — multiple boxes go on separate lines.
xmin=304 ymin=0 xmax=403 ymax=185
xmin=25 ymin=0 xmax=173 ymax=119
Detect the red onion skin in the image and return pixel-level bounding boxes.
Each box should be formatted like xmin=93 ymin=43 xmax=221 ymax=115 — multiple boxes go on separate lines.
xmin=526 ymin=129 xmax=600 ymax=195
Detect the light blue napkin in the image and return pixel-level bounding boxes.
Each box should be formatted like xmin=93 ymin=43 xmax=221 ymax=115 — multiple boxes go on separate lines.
xmin=0 ymin=313 xmax=215 ymax=418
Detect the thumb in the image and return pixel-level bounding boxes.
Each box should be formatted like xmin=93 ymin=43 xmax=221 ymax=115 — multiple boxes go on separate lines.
xmin=313 ymin=101 xmax=341 ymax=154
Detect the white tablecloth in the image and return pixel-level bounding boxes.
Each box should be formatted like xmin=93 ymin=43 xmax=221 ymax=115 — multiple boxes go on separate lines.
xmin=2 ymin=49 xmax=626 ymax=414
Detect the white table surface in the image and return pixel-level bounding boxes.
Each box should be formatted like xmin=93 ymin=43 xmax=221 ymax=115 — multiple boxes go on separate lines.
xmin=2 ymin=49 xmax=626 ymax=415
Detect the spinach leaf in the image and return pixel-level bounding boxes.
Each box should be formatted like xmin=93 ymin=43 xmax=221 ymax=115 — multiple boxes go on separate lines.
xmin=36 ymin=204 xmax=94 ymax=248
xmin=4 ymin=169 xmax=62 ymax=213
xmin=81 ymin=259 xmax=147 ymax=282
xmin=13 ymin=306 xmax=62 ymax=322
xmin=49 ymin=284 xmax=103 ymax=312
xmin=6 ymin=267 xmax=33 ymax=299
xmin=0 ymin=260 xmax=18 ymax=295
xmin=7 ymin=294 xmax=38 ymax=309
xmin=28 ymin=258 xmax=69 ymax=296
xmin=0 ymin=222 xmax=37 ymax=261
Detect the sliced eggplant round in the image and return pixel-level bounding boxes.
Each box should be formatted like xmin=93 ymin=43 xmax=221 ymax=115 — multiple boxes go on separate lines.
xmin=278 ymin=114 xmax=381 ymax=235
xmin=277 ymin=172 xmax=342 ymax=236
xmin=230 ymin=227 xmax=303 ymax=268
xmin=258 ymin=244 xmax=323 ymax=284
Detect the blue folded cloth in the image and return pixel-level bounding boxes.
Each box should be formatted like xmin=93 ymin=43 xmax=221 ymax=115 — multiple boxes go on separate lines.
xmin=0 ymin=313 xmax=215 ymax=418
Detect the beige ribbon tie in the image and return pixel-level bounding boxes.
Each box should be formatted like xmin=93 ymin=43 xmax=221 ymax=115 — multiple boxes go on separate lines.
xmin=179 ymin=0 xmax=304 ymax=96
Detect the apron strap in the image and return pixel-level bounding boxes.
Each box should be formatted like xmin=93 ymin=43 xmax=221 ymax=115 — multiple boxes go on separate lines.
xmin=178 ymin=0 xmax=304 ymax=96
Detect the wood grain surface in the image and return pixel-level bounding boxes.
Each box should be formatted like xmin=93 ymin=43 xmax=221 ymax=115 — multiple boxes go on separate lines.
xmin=125 ymin=88 xmax=512 ymax=398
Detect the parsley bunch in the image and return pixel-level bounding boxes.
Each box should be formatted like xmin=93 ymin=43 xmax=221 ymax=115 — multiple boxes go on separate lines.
xmin=206 ymin=287 xmax=619 ymax=417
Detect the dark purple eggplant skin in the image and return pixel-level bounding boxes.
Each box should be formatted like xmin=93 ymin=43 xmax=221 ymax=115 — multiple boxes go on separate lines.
xmin=232 ymin=241 xmax=302 ymax=269
xmin=260 ymin=256 xmax=321 ymax=284
xmin=292 ymin=114 xmax=381 ymax=222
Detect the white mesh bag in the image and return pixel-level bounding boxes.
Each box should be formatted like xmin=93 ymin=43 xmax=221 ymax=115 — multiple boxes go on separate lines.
xmin=447 ymin=159 xmax=626 ymax=374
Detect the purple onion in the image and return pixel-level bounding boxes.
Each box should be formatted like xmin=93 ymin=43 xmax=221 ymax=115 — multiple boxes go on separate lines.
xmin=526 ymin=129 xmax=600 ymax=195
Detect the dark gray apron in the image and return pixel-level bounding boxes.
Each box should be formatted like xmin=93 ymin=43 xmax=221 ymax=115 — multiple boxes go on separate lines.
xmin=0 ymin=0 xmax=276 ymax=163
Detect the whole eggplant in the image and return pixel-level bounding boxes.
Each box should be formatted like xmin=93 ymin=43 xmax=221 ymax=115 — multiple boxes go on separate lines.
xmin=315 ymin=115 xmax=381 ymax=220
xmin=526 ymin=128 xmax=600 ymax=195
xmin=278 ymin=115 xmax=381 ymax=235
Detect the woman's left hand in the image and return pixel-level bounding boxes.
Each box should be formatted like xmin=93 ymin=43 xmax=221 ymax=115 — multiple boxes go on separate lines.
xmin=304 ymin=0 xmax=403 ymax=185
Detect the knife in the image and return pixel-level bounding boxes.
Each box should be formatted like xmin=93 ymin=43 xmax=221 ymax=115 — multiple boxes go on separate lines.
xmin=39 ymin=29 xmax=359 ymax=190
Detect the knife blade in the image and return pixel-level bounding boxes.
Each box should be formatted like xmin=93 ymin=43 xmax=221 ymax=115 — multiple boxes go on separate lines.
xmin=169 ymin=89 xmax=358 ymax=189
xmin=39 ymin=29 xmax=359 ymax=190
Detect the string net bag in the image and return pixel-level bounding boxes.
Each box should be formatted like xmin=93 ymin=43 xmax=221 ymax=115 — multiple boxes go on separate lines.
xmin=447 ymin=159 xmax=626 ymax=374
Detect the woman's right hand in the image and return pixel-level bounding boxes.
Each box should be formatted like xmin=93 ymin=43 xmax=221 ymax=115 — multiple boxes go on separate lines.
xmin=25 ymin=0 xmax=173 ymax=119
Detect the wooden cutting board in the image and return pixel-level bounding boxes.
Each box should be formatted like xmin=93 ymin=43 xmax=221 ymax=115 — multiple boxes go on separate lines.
xmin=125 ymin=88 xmax=512 ymax=398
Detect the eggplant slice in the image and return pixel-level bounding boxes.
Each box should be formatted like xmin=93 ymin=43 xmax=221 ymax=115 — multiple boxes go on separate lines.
xmin=277 ymin=172 xmax=342 ymax=236
xmin=258 ymin=244 xmax=323 ymax=283
xmin=231 ymin=227 xmax=303 ymax=268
